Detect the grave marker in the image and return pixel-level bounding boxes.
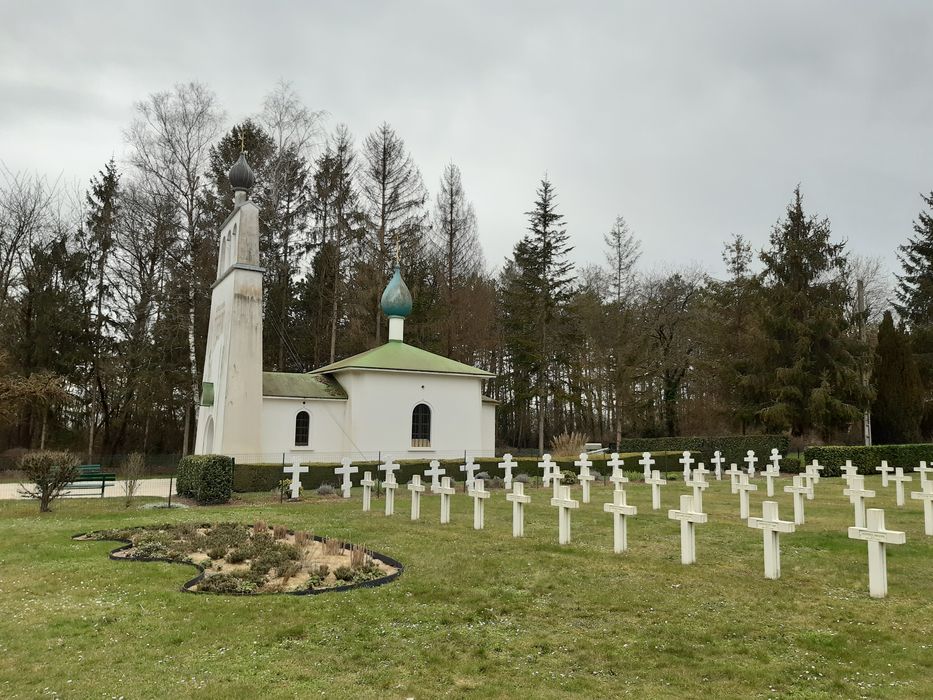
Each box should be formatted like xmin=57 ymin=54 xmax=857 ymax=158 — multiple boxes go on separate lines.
xmin=645 ymin=469 xmax=667 ymax=510
xmin=383 ymin=472 xmax=398 ymax=516
xmin=575 ymin=453 xmax=596 ymax=504
xmin=437 ymin=476 xmax=455 ymax=524
xmin=604 ymin=489 xmax=637 ymax=553
xmin=744 ymin=450 xmax=758 ymax=478
xmin=890 ymin=467 xmax=912 ymax=507
xmin=499 ymin=453 xmax=518 ymax=489
xmin=843 ymin=474 xmax=875 ymax=528
xmin=711 ymin=450 xmax=725 ymax=481
xmin=679 ymin=451 xmax=695 ymax=481
xmin=876 ymin=460 xmax=894 ymax=488
xmin=609 ymin=459 xmax=629 ymax=491
xmin=361 ymin=471 xmax=375 ymax=512
xmin=765 ymin=449 xmax=782 ymax=497
xmin=916 ymin=461 xmax=932 ymax=489
xmin=685 ymin=468 xmax=709 ymax=513
xmin=747 ymin=500 xmax=796 ymax=580
xmin=283 ymin=459 xmax=308 ymax=500
xmin=408 ymin=474 xmax=425 ymax=520
xmin=469 ymin=478 xmax=491 ymax=530
xmin=848 ymin=508 xmax=906 ymax=598
xmin=841 ymin=460 xmax=858 ymax=487
xmin=910 ymin=480 xmax=933 ymax=536
xmin=736 ymin=473 xmax=758 ymax=519
xmin=378 ymin=458 xmax=401 ymax=486
xmin=550 ymin=485 xmax=580 ymax=545
xmin=539 ymin=454 xmax=558 ymax=488
xmin=335 ymin=458 xmax=358 ymax=499
xmin=506 ymin=481 xmax=531 ymax=537
xmin=783 ymin=474 xmax=812 ymax=525
xmin=460 ymin=456 xmax=479 ymax=490
xmin=607 ymin=453 xmax=626 ymax=485
xmin=668 ymin=494 xmax=707 ymax=565
xmin=425 ymin=460 xmax=445 ymax=494
xmin=725 ymin=463 xmax=743 ymax=494
xmin=639 ymin=452 xmax=655 ymax=481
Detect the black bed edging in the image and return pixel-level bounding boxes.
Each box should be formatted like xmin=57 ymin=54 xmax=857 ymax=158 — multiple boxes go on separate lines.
xmin=72 ymin=526 xmax=404 ymax=596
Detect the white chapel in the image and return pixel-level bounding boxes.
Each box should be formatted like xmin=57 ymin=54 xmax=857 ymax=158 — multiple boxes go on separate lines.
xmin=194 ymin=151 xmax=496 ymax=462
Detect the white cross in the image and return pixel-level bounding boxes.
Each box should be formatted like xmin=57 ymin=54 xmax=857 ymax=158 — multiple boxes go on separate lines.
xmin=848 ymin=508 xmax=906 ymax=598
xmin=575 ymin=453 xmax=595 ymax=504
xmin=468 ymin=478 xmax=491 ymax=530
xmin=604 ymin=489 xmax=637 ymax=554
xmin=408 ymin=474 xmax=425 ymax=520
xmin=710 ymin=450 xmax=724 ymax=481
xmin=841 ymin=460 xmax=858 ymax=487
xmin=639 ymin=452 xmax=655 ymax=481
xmin=437 ymin=476 xmax=456 ymax=524
xmin=916 ymin=461 xmax=932 ymax=489
xmin=360 ymin=471 xmax=375 ymax=512
xmin=283 ymin=459 xmax=308 ymax=500
xmin=668 ymin=494 xmax=707 ymax=565
xmin=735 ymin=473 xmax=758 ymax=520
xmin=334 ymin=457 xmax=358 ymax=499
xmin=685 ymin=468 xmax=709 ymax=513
xmin=609 ymin=460 xmax=629 ymax=491
xmin=768 ymin=448 xmax=782 ymax=472
xmin=748 ymin=500 xmax=796 ymax=580
xmin=693 ymin=462 xmax=711 ymax=480
xmin=379 ymin=458 xmax=400 ymax=485
xmin=506 ymin=481 xmax=531 ymax=537
xmin=646 ymin=469 xmax=667 ymax=510
xmin=783 ymin=474 xmax=812 ymax=525
xmin=744 ymin=450 xmax=758 ymax=478
xmin=539 ymin=453 xmax=558 ymax=488
xmin=459 ymin=456 xmax=478 ymax=490
xmin=383 ymin=472 xmax=399 ymax=516
xmin=679 ymin=451 xmax=695 ymax=481
xmin=764 ymin=449 xmax=782 ymax=497
xmin=725 ymin=463 xmax=744 ymax=494
xmin=876 ymin=460 xmax=894 ymax=487
xmin=607 ymin=453 xmax=625 ymax=483
xmin=890 ymin=467 xmax=912 ymax=507
xmin=499 ymin=453 xmax=518 ymax=489
xmin=550 ymin=484 xmax=580 ymax=545
xmin=910 ymin=480 xmax=933 ymax=536
xmin=843 ymin=474 xmax=875 ymax=529
xmin=804 ymin=460 xmax=824 ymax=488
xmin=424 ymin=459 xmax=445 ymax=494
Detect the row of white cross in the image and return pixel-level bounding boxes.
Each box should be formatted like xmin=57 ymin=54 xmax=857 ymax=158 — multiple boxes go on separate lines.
xmin=283 ymin=452 xmax=932 ymax=598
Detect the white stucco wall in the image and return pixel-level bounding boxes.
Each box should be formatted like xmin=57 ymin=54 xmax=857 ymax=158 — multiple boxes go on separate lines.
xmin=258 ymin=396 xmax=349 ymax=461
xmin=481 ymin=403 xmax=496 ymax=453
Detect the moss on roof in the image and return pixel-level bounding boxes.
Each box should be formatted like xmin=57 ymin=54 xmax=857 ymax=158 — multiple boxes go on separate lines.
xmin=262 ymin=372 xmax=347 ymax=400
xmin=310 ymin=341 xmax=495 ymax=378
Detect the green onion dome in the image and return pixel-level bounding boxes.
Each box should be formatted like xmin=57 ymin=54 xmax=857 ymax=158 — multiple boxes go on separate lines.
xmin=380 ymin=265 xmax=413 ymax=318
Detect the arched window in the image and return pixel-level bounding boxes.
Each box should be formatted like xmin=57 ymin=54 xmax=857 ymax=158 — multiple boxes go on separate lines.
xmin=294 ymin=410 xmax=310 ymax=447
xmin=411 ymin=403 xmax=431 ymax=447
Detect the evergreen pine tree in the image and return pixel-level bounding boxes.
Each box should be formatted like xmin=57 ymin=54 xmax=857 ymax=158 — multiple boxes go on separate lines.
xmin=756 ymin=187 xmax=868 ymax=438
xmin=871 ymin=310 xmax=923 ymax=443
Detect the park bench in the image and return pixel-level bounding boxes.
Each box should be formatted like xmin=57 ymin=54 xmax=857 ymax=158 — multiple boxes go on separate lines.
xmin=65 ymin=464 xmax=116 ymax=497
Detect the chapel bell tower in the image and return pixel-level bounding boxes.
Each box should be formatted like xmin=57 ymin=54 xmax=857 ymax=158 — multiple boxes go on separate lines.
xmin=194 ymin=147 xmax=264 ymax=456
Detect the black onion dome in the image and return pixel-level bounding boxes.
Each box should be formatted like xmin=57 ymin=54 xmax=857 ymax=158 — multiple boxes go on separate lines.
xmin=228 ymin=152 xmax=255 ymax=192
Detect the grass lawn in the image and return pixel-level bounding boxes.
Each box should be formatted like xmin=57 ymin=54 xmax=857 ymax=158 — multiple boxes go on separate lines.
xmin=1 ymin=475 xmax=932 ymax=699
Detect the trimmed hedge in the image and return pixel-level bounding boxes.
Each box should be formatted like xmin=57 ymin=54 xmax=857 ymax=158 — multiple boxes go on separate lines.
xmin=232 ymin=451 xmax=692 ymax=493
xmin=803 ymin=444 xmax=933 ymax=477
xmin=177 ymin=454 xmax=234 ymax=504
xmin=614 ymin=435 xmax=790 ymax=467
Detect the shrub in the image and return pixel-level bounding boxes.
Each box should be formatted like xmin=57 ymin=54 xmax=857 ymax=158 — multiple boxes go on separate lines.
xmin=316 ymin=483 xmax=336 ymax=496
xmin=333 ymin=565 xmax=354 ymax=582
xmin=254 ymin=520 xmax=267 ymax=534
xmin=560 ymin=469 xmax=577 ymax=485
xmin=199 ymin=573 xmax=256 ymax=595
xmin=207 ymin=546 xmax=227 ymax=560
xmin=613 ymin=435 xmax=790 ymax=467
xmin=475 ymin=471 xmax=491 ymax=480
xmin=176 ymin=454 xmax=233 ymax=505
xmin=551 ymin=432 xmax=588 ymax=458
xmin=293 ymin=531 xmax=312 ymax=548
xmin=515 ymin=473 xmax=531 ymax=484
xmin=18 ymin=451 xmax=80 ymax=512
xmin=803 ymin=443 xmax=933 ymax=477
xmin=273 ymin=524 xmax=288 ymax=540
xmin=226 ymin=549 xmax=247 ymax=564
xmin=122 ymin=453 xmax=145 ymax=508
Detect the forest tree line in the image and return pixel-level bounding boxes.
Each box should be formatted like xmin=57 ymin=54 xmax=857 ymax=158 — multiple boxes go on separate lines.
xmin=0 ymin=80 xmax=931 ymax=459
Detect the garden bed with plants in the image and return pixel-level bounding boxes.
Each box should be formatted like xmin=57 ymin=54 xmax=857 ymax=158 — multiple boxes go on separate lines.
xmin=74 ymin=522 xmax=402 ymax=595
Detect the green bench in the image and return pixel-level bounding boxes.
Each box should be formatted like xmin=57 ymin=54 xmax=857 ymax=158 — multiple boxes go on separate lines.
xmin=65 ymin=464 xmax=116 ymax=497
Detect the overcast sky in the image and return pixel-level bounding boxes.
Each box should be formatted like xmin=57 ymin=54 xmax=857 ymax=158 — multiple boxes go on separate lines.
xmin=2 ymin=1 xmax=932 ymax=278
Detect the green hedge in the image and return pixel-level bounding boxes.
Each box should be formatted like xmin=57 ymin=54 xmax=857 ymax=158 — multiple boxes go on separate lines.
xmin=231 ymin=452 xmax=691 ymax=493
xmin=803 ymin=444 xmax=933 ymax=477
xmin=177 ymin=454 xmax=234 ymax=504
xmin=614 ymin=435 xmax=790 ymax=467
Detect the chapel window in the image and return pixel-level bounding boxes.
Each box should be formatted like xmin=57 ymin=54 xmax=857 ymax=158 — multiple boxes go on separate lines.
xmin=294 ymin=410 xmax=310 ymax=447
xmin=411 ymin=403 xmax=431 ymax=447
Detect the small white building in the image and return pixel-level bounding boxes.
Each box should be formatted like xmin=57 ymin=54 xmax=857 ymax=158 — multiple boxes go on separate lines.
xmin=194 ymin=151 xmax=496 ymax=462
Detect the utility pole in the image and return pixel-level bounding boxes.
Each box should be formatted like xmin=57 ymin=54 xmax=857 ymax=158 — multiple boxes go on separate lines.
xmin=857 ymin=279 xmax=872 ymax=446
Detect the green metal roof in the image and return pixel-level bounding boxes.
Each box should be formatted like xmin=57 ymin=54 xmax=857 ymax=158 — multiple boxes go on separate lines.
xmin=262 ymin=372 xmax=347 ymax=399
xmin=310 ymin=341 xmax=495 ymax=378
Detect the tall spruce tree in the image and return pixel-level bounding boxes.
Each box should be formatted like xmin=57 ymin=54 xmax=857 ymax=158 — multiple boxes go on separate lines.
xmin=871 ymin=311 xmax=923 ymax=443
xmin=756 ymin=187 xmax=868 ymax=439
